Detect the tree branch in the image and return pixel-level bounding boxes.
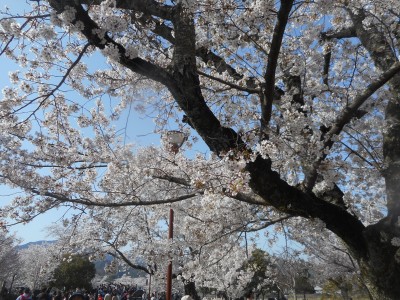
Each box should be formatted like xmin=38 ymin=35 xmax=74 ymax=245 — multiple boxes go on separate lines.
xmin=48 ymin=1 xmax=246 ymax=156
xmin=17 ymin=43 xmax=91 ymax=123
xmin=243 ymin=215 xmax=293 ymax=233
xmin=196 ymin=47 xmax=243 ymax=81
xmin=245 ymin=155 xmax=367 ymax=259
xmin=132 ymin=7 xmax=283 ymax=99
xmin=61 ymin=0 xmax=174 ymax=20
xmin=320 ymin=26 xmax=357 ymax=87
xmin=261 ymin=0 xmax=294 ymax=135
xmin=131 ymin=13 xmax=251 ymax=87
xmin=304 ymin=61 xmax=400 ymax=190
xmin=152 ymin=174 xmax=191 ymax=187
xmin=197 ymin=70 xmax=260 ymax=94
xmin=230 ymin=191 xmax=267 ymax=205
xmin=320 ymin=27 xmax=357 ymax=41
xmin=167 ymin=4 xmax=246 ymax=155
xmin=29 ymin=189 xmax=199 ymax=207
xmin=48 ymin=0 xmax=176 ymax=88
xmin=107 ymin=245 xmax=152 ymax=274
xmin=323 ymin=50 xmax=331 ymax=86
xmin=346 ymin=7 xmax=400 ymax=217
xmin=133 ymin=13 xmax=175 ymax=44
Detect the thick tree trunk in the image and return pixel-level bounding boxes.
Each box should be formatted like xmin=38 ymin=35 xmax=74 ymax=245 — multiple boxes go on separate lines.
xmin=247 ymin=154 xmax=400 ymax=299
xmin=345 ymin=8 xmax=400 ymax=299
xmin=358 ymin=218 xmax=400 ymax=299
xmin=348 ymin=9 xmax=400 ymax=218
xmin=339 ymin=289 xmax=350 ymax=300
xmin=183 ymin=281 xmax=200 ymax=300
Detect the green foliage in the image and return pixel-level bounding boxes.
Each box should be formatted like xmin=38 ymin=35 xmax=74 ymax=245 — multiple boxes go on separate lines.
xmin=321 ymin=275 xmax=371 ymax=300
xmin=51 ymin=254 xmax=96 ymax=290
xmin=242 ymin=249 xmax=277 ymax=296
xmin=246 ymin=249 xmax=269 ymax=273
xmin=294 ymin=275 xmax=314 ymax=294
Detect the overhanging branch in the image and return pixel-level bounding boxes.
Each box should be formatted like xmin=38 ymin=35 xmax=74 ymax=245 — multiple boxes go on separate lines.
xmin=68 ymin=0 xmax=174 ymax=20
xmin=106 ymin=244 xmax=152 ymax=274
xmin=30 ymin=189 xmax=199 ymax=207
xmin=245 ymin=155 xmax=367 ymax=258
xmin=48 ymin=0 xmax=176 ymax=89
xmin=320 ymin=27 xmax=357 ymax=40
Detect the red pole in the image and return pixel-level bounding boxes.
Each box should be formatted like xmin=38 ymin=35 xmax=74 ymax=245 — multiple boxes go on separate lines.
xmin=148 ymin=273 xmax=151 ymax=300
xmin=169 ymin=208 xmax=174 ymax=239
xmin=166 ymin=208 xmax=174 ymax=300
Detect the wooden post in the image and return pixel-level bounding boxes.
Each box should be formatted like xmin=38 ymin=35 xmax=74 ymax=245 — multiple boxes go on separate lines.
xmin=166 ymin=208 xmax=174 ymax=300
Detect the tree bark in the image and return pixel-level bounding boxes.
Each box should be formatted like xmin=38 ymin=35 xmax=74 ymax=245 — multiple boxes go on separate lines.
xmin=343 ymin=8 xmax=400 ymax=299
xmin=347 ymin=8 xmax=400 ymax=218
xmin=183 ymin=281 xmax=200 ymax=300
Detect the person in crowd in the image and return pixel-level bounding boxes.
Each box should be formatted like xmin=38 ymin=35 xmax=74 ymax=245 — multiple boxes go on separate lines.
xmin=104 ymin=292 xmax=111 ymax=300
xmin=53 ymin=291 xmax=62 ymax=300
xmin=69 ymin=293 xmax=85 ymax=300
xmin=18 ymin=289 xmax=24 ymax=297
xmin=16 ymin=288 xmax=32 ymax=300
xmin=37 ymin=288 xmax=48 ymax=300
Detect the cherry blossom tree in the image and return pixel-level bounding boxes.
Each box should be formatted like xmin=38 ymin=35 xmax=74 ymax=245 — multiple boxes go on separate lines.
xmin=48 ymin=194 xmax=262 ymax=299
xmin=15 ymin=243 xmax=58 ymax=290
xmin=273 ymin=249 xmax=312 ymax=300
xmin=17 ymin=244 xmax=56 ymax=289
xmin=0 ymin=231 xmax=20 ymax=291
xmin=296 ymin=229 xmax=372 ymax=298
xmin=1 ymin=0 xmax=400 ymax=298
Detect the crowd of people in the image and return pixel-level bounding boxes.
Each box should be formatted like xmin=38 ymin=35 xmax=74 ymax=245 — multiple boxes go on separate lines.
xmin=0 ymin=282 xmax=189 ymax=300
xmin=7 ymin=284 xmax=151 ymax=300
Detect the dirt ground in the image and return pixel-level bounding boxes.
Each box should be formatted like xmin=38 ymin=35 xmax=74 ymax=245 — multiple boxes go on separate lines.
xmin=284 ymin=294 xmax=369 ymax=300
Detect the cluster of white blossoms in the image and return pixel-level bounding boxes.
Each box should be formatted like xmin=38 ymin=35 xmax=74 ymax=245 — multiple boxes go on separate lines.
xmin=16 ymin=243 xmax=59 ymax=289
xmin=0 ymin=18 xmax=20 ymax=36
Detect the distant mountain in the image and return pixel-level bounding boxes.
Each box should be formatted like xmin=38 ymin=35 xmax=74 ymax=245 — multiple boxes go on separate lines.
xmin=18 ymin=240 xmax=56 ymax=249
